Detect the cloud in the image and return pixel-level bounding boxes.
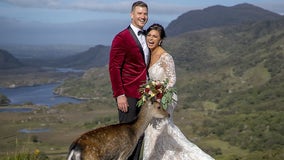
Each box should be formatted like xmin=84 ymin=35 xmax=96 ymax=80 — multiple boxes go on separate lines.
xmin=70 ymin=1 xmax=190 ymax=15
xmin=259 ymin=1 xmax=284 ymax=15
xmin=69 ymin=0 xmax=131 ymax=13
xmin=2 ymin=0 xmax=61 ymax=8
xmin=1 ymin=0 xmax=133 ymax=12
xmin=1 ymin=0 xmax=191 ymax=15
xmin=0 ymin=16 xmax=128 ymax=45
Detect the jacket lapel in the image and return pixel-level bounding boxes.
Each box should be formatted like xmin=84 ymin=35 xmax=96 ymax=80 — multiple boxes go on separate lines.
xmin=127 ymin=26 xmax=146 ymax=65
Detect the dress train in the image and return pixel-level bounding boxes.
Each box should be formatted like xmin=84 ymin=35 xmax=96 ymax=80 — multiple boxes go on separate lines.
xmin=143 ymin=104 xmax=214 ymax=160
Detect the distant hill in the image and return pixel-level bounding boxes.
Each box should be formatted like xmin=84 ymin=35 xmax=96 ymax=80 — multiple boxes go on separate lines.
xmin=57 ymin=44 xmax=110 ymax=69
xmin=166 ymin=3 xmax=282 ymax=36
xmin=165 ymin=17 xmax=284 ymax=74
xmin=164 ymin=17 xmax=284 ymax=157
xmin=0 ymin=44 xmax=91 ymax=59
xmin=0 ymin=49 xmax=23 ymax=69
xmin=0 ymin=44 xmax=93 ymax=68
xmin=163 ymin=15 xmax=284 ymax=107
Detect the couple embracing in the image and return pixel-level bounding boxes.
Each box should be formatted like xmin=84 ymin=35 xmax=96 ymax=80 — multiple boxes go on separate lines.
xmin=109 ymin=1 xmax=214 ymax=160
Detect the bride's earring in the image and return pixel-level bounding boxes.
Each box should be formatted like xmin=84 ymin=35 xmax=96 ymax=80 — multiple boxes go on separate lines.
xmin=159 ymin=41 xmax=162 ymax=46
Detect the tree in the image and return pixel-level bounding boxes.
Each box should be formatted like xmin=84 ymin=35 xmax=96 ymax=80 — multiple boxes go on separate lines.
xmin=0 ymin=93 xmax=10 ymax=106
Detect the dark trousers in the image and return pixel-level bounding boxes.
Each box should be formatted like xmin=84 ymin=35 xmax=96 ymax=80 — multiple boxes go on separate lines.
xmin=118 ymin=97 xmax=144 ymax=160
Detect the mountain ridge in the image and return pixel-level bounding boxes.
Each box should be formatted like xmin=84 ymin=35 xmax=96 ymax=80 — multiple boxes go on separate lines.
xmin=0 ymin=49 xmax=23 ymax=69
xmin=166 ymin=3 xmax=282 ymax=36
xmin=56 ymin=44 xmax=110 ymax=69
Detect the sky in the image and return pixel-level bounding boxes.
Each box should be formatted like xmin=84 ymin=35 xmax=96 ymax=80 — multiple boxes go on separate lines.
xmin=0 ymin=0 xmax=283 ymax=46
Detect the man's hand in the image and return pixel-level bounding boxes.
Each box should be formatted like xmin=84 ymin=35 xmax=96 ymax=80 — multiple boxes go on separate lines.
xmin=117 ymin=95 xmax=129 ymax=112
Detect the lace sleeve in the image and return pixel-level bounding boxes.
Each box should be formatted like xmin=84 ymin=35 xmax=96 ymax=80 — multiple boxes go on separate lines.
xmin=160 ymin=53 xmax=176 ymax=88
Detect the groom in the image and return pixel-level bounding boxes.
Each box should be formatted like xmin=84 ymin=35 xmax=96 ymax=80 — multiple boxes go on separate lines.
xmin=108 ymin=1 xmax=149 ymax=160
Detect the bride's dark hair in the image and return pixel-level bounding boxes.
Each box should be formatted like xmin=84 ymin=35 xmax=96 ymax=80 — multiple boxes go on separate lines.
xmin=146 ymin=23 xmax=166 ymax=39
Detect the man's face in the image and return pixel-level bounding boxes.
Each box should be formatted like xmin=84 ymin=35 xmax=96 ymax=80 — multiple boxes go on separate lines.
xmin=131 ymin=6 xmax=148 ymax=29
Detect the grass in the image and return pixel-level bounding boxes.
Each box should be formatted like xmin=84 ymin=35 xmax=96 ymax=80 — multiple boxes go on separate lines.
xmin=0 ymin=100 xmax=118 ymax=159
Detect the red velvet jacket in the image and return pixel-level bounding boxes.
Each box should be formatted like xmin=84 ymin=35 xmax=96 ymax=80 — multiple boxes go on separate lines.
xmin=109 ymin=26 xmax=148 ymax=98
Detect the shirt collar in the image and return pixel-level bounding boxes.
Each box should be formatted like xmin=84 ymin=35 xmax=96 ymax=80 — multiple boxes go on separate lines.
xmin=130 ymin=24 xmax=143 ymax=36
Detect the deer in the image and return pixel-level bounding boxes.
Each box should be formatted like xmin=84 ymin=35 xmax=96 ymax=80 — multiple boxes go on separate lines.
xmin=67 ymin=98 xmax=170 ymax=160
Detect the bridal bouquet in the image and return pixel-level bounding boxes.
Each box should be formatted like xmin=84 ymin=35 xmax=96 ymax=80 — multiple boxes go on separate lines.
xmin=137 ymin=79 xmax=177 ymax=109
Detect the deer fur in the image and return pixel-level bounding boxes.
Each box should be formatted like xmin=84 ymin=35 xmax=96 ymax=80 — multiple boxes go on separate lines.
xmin=67 ymin=99 xmax=170 ymax=160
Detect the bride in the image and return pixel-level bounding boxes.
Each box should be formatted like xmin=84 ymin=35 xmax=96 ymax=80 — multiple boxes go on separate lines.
xmin=142 ymin=23 xmax=215 ymax=160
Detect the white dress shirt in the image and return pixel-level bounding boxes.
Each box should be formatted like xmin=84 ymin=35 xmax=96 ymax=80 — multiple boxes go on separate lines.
xmin=130 ymin=24 xmax=150 ymax=66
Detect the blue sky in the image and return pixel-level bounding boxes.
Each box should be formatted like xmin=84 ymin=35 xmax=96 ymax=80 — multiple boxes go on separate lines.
xmin=0 ymin=0 xmax=283 ymax=46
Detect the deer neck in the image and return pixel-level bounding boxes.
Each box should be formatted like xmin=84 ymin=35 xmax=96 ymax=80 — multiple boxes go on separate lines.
xmin=132 ymin=105 xmax=153 ymax=136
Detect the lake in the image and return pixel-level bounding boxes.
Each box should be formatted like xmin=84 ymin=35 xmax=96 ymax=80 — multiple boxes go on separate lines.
xmin=0 ymin=83 xmax=82 ymax=108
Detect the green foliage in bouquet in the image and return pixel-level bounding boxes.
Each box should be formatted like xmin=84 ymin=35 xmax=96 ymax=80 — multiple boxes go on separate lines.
xmin=137 ymin=79 xmax=177 ymax=109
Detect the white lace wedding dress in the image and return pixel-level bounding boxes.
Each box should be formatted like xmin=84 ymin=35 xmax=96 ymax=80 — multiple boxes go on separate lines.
xmin=143 ymin=53 xmax=214 ymax=160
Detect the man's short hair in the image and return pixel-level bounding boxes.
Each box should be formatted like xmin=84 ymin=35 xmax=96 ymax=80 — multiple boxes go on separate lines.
xmin=131 ymin=1 xmax=148 ymax=11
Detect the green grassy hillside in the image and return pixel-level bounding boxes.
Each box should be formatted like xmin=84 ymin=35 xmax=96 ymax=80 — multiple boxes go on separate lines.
xmin=166 ymin=18 xmax=284 ymax=159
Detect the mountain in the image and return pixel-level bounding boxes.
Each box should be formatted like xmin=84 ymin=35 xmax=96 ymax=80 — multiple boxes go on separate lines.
xmin=164 ymin=17 xmax=284 ymax=157
xmin=0 ymin=44 xmax=91 ymax=59
xmin=57 ymin=44 xmax=110 ymax=69
xmin=0 ymin=49 xmax=23 ymax=69
xmin=166 ymin=3 xmax=282 ymax=36
xmin=164 ymin=16 xmax=284 ymax=104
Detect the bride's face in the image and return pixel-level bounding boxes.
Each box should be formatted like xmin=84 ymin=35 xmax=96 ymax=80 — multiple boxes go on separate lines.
xmin=146 ymin=30 xmax=161 ymax=51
